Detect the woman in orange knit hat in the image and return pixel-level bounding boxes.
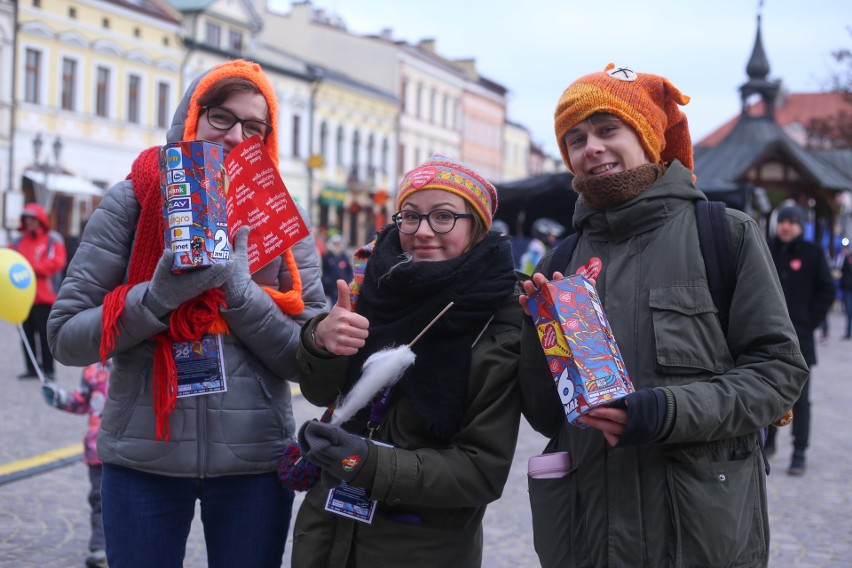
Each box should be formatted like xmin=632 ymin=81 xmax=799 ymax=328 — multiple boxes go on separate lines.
xmin=517 ymin=64 xmax=807 ymax=567
xmin=48 ymin=60 xmax=326 ymax=567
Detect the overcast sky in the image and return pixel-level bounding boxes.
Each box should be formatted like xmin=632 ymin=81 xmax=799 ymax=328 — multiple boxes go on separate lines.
xmin=268 ymin=1 xmax=850 ymax=158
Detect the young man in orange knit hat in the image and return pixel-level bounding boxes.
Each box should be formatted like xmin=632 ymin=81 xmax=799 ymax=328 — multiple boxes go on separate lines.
xmin=518 ymin=64 xmax=807 ymax=567
xmin=48 ymin=60 xmax=326 ymax=567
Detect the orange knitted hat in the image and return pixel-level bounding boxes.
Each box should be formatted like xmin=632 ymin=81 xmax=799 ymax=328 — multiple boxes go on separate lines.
xmin=554 ymin=63 xmax=692 ymax=173
xmin=183 ymin=59 xmax=280 ymax=166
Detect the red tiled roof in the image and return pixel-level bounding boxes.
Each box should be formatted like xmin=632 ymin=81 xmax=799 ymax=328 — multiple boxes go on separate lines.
xmin=696 ymin=92 xmax=851 ymax=147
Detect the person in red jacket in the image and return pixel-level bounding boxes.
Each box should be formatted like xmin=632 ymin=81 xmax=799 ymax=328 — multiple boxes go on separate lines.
xmin=10 ymin=203 xmax=66 ymax=381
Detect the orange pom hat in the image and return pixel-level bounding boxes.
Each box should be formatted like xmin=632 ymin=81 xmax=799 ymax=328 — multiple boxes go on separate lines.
xmin=183 ymin=59 xmax=280 ymax=166
xmin=554 ymin=63 xmax=692 ymax=173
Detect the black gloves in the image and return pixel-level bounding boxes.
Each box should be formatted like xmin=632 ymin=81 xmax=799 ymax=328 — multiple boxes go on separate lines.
xmin=610 ymin=388 xmax=669 ymax=447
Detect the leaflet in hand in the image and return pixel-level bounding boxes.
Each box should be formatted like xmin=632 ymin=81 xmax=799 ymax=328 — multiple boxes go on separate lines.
xmin=225 ymin=135 xmax=309 ymax=273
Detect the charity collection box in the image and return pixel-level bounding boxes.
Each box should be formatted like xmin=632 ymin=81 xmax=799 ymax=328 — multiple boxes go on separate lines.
xmin=528 ymin=274 xmax=634 ymax=426
xmin=159 ymin=140 xmax=230 ymax=271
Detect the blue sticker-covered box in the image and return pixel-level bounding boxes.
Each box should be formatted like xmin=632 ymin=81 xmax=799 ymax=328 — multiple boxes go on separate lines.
xmin=528 ymin=274 xmax=634 ymax=426
xmin=159 ymin=140 xmax=230 ymax=271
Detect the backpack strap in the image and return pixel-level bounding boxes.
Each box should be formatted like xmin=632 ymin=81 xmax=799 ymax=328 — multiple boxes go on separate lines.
xmin=545 ymin=230 xmax=582 ymax=276
xmin=694 ymin=201 xmax=771 ymax=470
xmin=694 ymin=201 xmax=735 ymax=335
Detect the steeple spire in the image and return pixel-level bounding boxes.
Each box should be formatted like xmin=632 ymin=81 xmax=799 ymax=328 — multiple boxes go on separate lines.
xmin=739 ymin=13 xmax=781 ymax=118
xmin=746 ymin=15 xmax=771 ymax=80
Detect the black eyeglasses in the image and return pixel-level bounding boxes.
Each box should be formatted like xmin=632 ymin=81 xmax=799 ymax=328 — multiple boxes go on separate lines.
xmin=203 ymin=106 xmax=272 ymax=140
xmin=392 ymin=209 xmax=474 ymax=235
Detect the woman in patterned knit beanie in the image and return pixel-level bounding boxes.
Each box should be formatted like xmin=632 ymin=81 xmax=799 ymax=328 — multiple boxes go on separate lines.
xmin=291 ymin=155 xmax=523 ymax=567
xmin=517 ymin=64 xmax=807 ymax=567
xmin=48 ymin=60 xmax=326 ymax=567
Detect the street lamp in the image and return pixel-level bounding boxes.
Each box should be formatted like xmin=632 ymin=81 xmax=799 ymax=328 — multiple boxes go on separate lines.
xmin=53 ymin=136 xmax=62 ymax=166
xmin=31 ymin=133 xmax=62 ymax=211
xmin=32 ymin=133 xmax=42 ymax=165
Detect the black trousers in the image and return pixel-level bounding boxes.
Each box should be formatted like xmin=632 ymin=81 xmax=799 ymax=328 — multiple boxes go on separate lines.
xmin=20 ymin=303 xmax=54 ymax=374
xmin=766 ymin=370 xmax=811 ymax=452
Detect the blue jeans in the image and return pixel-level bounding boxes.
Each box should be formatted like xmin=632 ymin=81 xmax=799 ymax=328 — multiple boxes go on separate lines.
xmin=102 ymin=464 xmax=294 ymax=568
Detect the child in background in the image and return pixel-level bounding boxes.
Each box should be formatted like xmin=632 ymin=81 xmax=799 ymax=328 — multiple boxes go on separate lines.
xmin=41 ymin=361 xmax=111 ymax=568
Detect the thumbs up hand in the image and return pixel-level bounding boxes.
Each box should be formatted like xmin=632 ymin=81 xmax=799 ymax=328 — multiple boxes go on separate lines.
xmin=313 ymin=279 xmax=370 ymax=356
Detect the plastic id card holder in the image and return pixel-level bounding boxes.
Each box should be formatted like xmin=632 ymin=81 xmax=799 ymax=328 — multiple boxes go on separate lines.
xmin=174 ymin=334 xmax=228 ymax=398
xmin=325 ymin=481 xmax=377 ymax=524
xmin=324 ymin=440 xmax=392 ymax=524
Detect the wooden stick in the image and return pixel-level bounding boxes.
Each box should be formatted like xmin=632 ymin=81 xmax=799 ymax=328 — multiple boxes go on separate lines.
xmin=409 ymin=301 xmax=454 ymax=347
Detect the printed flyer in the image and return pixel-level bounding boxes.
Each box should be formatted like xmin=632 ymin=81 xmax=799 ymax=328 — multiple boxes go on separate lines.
xmin=225 ymin=135 xmax=309 ymax=273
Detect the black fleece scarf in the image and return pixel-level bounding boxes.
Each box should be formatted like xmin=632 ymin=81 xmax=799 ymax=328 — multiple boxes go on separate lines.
xmin=343 ymin=225 xmax=517 ymax=439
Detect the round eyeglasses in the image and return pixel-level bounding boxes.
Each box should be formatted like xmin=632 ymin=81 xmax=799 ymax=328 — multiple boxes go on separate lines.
xmin=203 ymin=106 xmax=272 ymax=140
xmin=392 ymin=209 xmax=474 ymax=235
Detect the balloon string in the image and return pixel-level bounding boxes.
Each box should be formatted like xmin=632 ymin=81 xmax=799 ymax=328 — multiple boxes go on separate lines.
xmin=409 ymin=301 xmax=453 ymax=348
xmin=17 ymin=323 xmax=48 ymax=384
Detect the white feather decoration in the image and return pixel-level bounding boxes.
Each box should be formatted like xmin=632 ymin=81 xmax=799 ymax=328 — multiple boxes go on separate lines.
xmin=330 ymin=346 xmax=416 ymax=425
xmin=328 ymin=301 xmax=454 ymax=426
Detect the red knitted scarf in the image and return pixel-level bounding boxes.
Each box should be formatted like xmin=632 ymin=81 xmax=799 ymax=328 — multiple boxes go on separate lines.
xmin=100 ymin=146 xmax=305 ymax=440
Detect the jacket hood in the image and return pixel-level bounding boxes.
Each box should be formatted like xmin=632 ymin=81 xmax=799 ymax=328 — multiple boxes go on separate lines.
xmin=166 ymin=59 xmax=280 ymax=166
xmin=572 ymin=160 xmax=705 ymax=242
xmin=19 ymin=203 xmax=49 ymax=231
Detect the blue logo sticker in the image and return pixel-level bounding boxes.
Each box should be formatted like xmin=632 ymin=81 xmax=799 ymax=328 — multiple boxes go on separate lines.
xmin=169 ymin=170 xmax=187 ymax=183
xmin=166 ymin=147 xmax=183 ymax=170
xmin=9 ymin=262 xmax=32 ymax=289
xmin=168 ymin=197 xmax=191 ymax=212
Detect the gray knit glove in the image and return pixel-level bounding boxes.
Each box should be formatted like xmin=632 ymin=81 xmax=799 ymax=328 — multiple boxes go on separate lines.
xmin=222 ymin=226 xmax=252 ymax=308
xmin=142 ymin=249 xmax=232 ymax=318
xmin=298 ymin=420 xmax=369 ymax=484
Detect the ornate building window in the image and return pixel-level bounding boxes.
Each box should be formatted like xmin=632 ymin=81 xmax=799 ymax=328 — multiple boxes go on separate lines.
xmin=61 ymin=58 xmax=77 ymax=111
xmin=157 ymin=81 xmax=170 ymax=129
xmin=24 ymin=48 xmax=41 ymax=104
xmin=127 ymin=74 xmax=141 ymax=124
xmin=206 ymin=22 xmax=221 ymax=47
xmin=95 ymin=66 xmax=110 ymax=118
xmin=292 ymin=115 xmax=301 ymax=157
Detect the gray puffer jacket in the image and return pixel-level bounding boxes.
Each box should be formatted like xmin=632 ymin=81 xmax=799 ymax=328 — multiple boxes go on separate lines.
xmin=47 ymin=76 xmax=325 ymax=478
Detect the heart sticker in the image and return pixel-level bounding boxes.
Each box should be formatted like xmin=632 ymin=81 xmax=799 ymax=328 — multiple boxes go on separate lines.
xmin=409 ymin=167 xmax=437 ymax=188
xmin=576 ymin=257 xmax=602 ymax=280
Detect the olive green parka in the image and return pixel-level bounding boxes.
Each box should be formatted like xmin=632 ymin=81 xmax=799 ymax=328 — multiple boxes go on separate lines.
xmin=520 ymin=162 xmax=808 ymax=568
xmin=292 ymin=294 xmax=522 ymax=568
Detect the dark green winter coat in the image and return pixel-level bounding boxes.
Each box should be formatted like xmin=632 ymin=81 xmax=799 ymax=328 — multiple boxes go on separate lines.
xmin=520 ymin=162 xmax=808 ymax=568
xmin=292 ymin=294 xmax=522 ymax=568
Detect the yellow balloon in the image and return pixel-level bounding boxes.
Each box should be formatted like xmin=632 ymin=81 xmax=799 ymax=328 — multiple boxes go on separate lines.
xmin=0 ymin=249 xmax=36 ymax=324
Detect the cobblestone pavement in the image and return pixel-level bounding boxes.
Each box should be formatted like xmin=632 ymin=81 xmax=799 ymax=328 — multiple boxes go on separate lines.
xmin=2 ymin=310 xmax=851 ymax=567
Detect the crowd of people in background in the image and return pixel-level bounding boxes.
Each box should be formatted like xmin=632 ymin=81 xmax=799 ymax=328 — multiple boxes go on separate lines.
xmin=6 ymin=57 xmax=851 ymax=568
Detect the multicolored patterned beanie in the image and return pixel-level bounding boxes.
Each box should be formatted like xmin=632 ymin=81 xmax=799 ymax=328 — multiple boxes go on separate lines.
xmin=554 ymin=63 xmax=693 ymax=173
xmin=397 ymin=155 xmax=497 ymax=229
